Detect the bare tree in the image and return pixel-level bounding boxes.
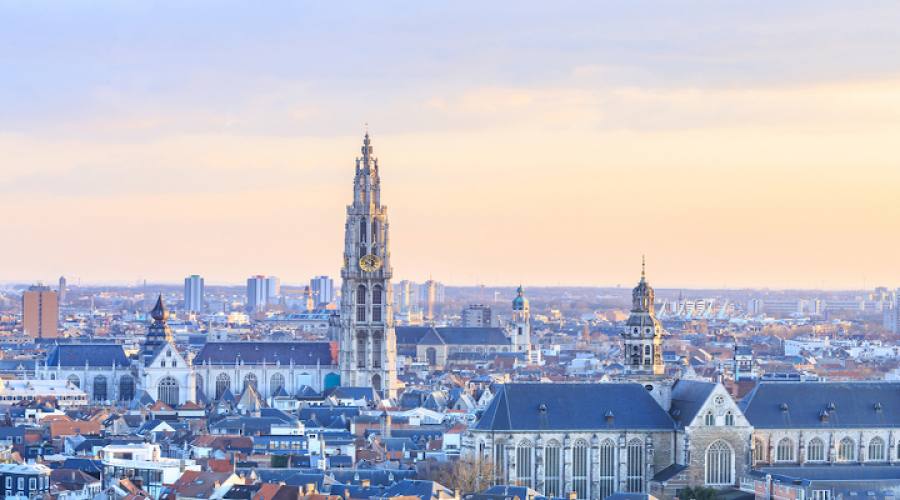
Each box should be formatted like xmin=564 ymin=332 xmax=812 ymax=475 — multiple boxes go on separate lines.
xmin=418 ymin=457 xmax=496 ymax=494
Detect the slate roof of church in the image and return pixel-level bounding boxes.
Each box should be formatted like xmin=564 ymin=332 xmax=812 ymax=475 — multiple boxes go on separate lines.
xmin=669 ymin=379 xmax=717 ymax=428
xmin=474 ymin=383 xmax=675 ymax=431
xmin=742 ymin=381 xmax=900 ymax=429
xmin=395 ymin=326 xmax=432 ymax=345
xmin=46 ymin=344 xmax=130 ymax=368
xmin=419 ymin=327 xmax=510 ymax=346
xmin=195 ymin=341 xmax=335 ymax=365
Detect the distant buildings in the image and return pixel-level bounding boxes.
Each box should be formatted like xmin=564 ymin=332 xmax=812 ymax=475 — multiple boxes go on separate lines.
xmin=58 ymin=275 xmax=67 ymax=304
xmin=310 ymin=275 xmax=335 ymax=307
xmin=22 ymin=284 xmax=58 ymax=339
xmin=462 ymin=304 xmax=493 ymax=328
xmin=246 ymin=275 xmax=280 ymax=313
xmin=183 ymin=274 xmax=205 ymax=313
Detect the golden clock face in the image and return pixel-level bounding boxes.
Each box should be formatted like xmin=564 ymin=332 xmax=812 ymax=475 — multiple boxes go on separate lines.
xmin=359 ymin=254 xmax=382 ymax=272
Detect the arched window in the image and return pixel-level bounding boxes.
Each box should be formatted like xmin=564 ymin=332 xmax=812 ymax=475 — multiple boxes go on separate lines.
xmin=157 ymin=377 xmax=179 ymax=406
xmin=371 ymin=374 xmax=382 ymax=391
xmin=359 ymin=219 xmax=367 ymax=244
xmin=626 ymin=438 xmax=645 ymax=492
xmin=356 ymin=285 xmax=367 ymax=321
xmin=776 ymin=438 xmax=795 ymax=462
xmin=544 ymin=441 xmax=561 ymax=497
xmin=216 ymin=373 xmax=231 ymax=400
xmin=724 ymin=411 xmax=734 ymax=426
xmin=705 ymin=411 xmax=715 ymax=426
xmin=572 ymin=440 xmax=589 ymax=499
xmin=494 ymin=441 xmax=506 ymax=484
xmin=372 ymin=331 xmax=383 ymax=368
xmin=357 ymin=331 xmax=368 ymax=368
xmin=516 ymin=440 xmax=533 ymax=488
xmin=372 ymin=285 xmax=383 ymax=322
xmin=425 ymin=347 xmax=437 ymax=366
xmin=807 ymin=438 xmax=825 ymax=462
xmin=270 ymin=373 xmax=285 ymax=396
xmin=869 ymin=437 xmax=885 ymax=461
xmin=838 ymin=437 xmax=855 ymax=462
xmin=118 ymin=375 xmax=135 ymax=402
xmin=195 ymin=374 xmax=204 ymax=399
xmin=705 ymin=440 xmax=733 ymax=486
xmin=67 ymin=374 xmax=80 ymax=388
xmin=243 ymin=373 xmax=258 ymax=392
xmin=753 ymin=439 xmax=766 ymax=463
xmin=598 ymin=439 xmax=617 ymax=500
xmin=93 ymin=375 xmax=107 ymax=402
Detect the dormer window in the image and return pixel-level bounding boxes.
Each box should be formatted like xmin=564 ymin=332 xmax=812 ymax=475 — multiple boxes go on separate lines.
xmin=705 ymin=411 xmax=715 ymax=426
xmin=166 ymin=350 xmax=172 ymax=357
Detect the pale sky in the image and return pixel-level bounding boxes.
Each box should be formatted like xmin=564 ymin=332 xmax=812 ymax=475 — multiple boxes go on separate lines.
xmin=2 ymin=2 xmax=900 ymax=289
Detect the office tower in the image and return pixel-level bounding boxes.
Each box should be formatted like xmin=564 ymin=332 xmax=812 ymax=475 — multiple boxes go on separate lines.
xmin=265 ymin=276 xmax=281 ymax=300
xmin=304 ymin=286 xmax=314 ymax=312
xmin=338 ymin=132 xmax=398 ymax=396
xmin=311 ymin=275 xmax=335 ymax=307
xmin=246 ymin=275 xmax=267 ymax=313
xmin=885 ymin=288 xmax=900 ymax=334
xmin=462 ymin=304 xmax=493 ymax=327
xmin=397 ymin=280 xmax=413 ymax=312
xmin=23 ymin=284 xmax=59 ymax=339
xmin=183 ymin=274 xmax=205 ymax=313
xmin=421 ymin=279 xmax=444 ymax=322
xmin=58 ymin=276 xmax=67 ymax=304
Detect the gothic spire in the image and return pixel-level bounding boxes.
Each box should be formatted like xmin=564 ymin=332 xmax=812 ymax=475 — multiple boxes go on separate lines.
xmin=150 ymin=294 xmax=168 ymax=322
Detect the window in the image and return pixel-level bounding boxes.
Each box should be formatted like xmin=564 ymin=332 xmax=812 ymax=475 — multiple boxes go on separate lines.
xmin=544 ymin=441 xmax=561 ymax=497
xmin=724 ymin=411 xmax=734 ymax=426
xmin=157 ymin=376 xmax=179 ymax=406
xmin=516 ymin=441 xmax=533 ymax=488
xmin=67 ymin=374 xmax=80 ymax=388
xmin=573 ymin=440 xmax=589 ymax=499
xmin=494 ymin=442 xmax=506 ymax=484
xmin=776 ymin=438 xmax=794 ymax=462
xmin=18 ymin=477 xmax=23 ymax=490
xmin=705 ymin=411 xmax=715 ymax=426
xmin=705 ymin=440 xmax=732 ymax=486
xmin=807 ymin=438 xmax=825 ymax=462
xmin=838 ymin=437 xmax=855 ymax=462
xmin=93 ymin=375 xmax=108 ymax=401
xmin=598 ymin=439 xmax=617 ymax=500
xmin=270 ymin=373 xmax=285 ymax=396
xmin=869 ymin=437 xmax=885 ymax=461
xmin=626 ymin=438 xmax=645 ymax=493
xmin=215 ymin=373 xmax=231 ymax=399
xmin=29 ymin=478 xmax=36 ymax=490
xmin=811 ymin=490 xmax=831 ymax=500
xmin=372 ymin=332 xmax=383 ymax=369
xmin=5 ymin=477 xmax=10 ymax=488
xmin=357 ymin=332 xmax=368 ymax=368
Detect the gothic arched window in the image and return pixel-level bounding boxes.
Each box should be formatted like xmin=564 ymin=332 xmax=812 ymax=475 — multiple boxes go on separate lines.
xmin=243 ymin=373 xmax=258 ymax=392
xmin=516 ymin=440 xmax=533 ymax=489
xmin=705 ymin=411 xmax=715 ymax=426
xmin=119 ymin=375 xmax=135 ymax=402
xmin=357 ymin=285 xmax=367 ymax=321
xmin=598 ymin=439 xmax=617 ymax=500
xmin=372 ymin=285 xmax=383 ymax=322
xmin=157 ymin=377 xmax=179 ymax=406
xmin=67 ymin=374 xmax=80 ymax=388
xmin=724 ymin=411 xmax=735 ymax=426
xmin=270 ymin=373 xmax=285 ymax=397
xmin=869 ymin=437 xmax=885 ymax=461
xmin=807 ymin=438 xmax=825 ymax=462
xmin=92 ymin=375 xmax=107 ymax=402
xmin=753 ymin=439 xmax=766 ymax=463
xmin=544 ymin=441 xmax=561 ymax=497
xmin=357 ymin=331 xmax=368 ymax=368
xmin=216 ymin=373 xmax=231 ymax=400
xmin=776 ymin=438 xmax=795 ymax=462
xmin=572 ymin=440 xmax=589 ymax=499
xmin=494 ymin=441 xmax=506 ymax=484
xmin=838 ymin=437 xmax=855 ymax=461
xmin=626 ymin=438 xmax=645 ymax=492
xmin=372 ymin=331 xmax=383 ymax=369
xmin=705 ymin=440 xmax=733 ymax=486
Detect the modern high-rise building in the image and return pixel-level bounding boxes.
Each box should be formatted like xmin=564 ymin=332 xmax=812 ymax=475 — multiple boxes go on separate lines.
xmin=338 ymin=132 xmax=398 ymax=396
xmin=58 ymin=276 xmax=67 ymax=304
xmin=421 ymin=279 xmax=444 ymax=322
xmin=885 ymin=288 xmax=900 ymax=334
xmin=23 ymin=284 xmax=59 ymax=339
xmin=246 ymin=275 xmax=268 ymax=313
xmin=462 ymin=304 xmax=493 ymax=327
xmin=183 ymin=274 xmax=205 ymax=313
xmin=310 ymin=275 xmax=335 ymax=307
xmin=265 ymin=276 xmax=281 ymax=300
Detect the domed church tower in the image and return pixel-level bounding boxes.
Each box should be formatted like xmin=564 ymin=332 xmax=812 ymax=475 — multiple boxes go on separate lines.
xmin=623 ymin=257 xmax=665 ymax=375
xmin=511 ymin=286 xmax=531 ymax=353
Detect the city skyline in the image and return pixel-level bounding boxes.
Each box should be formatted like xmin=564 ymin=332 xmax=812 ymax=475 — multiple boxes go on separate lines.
xmin=2 ymin=3 xmax=900 ymax=288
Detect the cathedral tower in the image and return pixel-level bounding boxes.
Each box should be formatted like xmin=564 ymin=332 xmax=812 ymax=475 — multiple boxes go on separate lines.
xmin=623 ymin=257 xmax=665 ymax=375
xmin=339 ymin=132 xmax=398 ymax=397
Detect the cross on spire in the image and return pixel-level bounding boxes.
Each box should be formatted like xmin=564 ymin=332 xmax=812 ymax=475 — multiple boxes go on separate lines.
xmin=641 ymin=255 xmax=646 ymax=281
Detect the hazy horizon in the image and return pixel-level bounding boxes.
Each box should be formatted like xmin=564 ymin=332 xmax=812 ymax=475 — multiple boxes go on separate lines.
xmin=3 ymin=2 xmax=900 ymax=289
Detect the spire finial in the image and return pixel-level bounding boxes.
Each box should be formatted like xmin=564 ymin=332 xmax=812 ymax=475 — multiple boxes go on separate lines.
xmin=641 ymin=255 xmax=646 ymax=280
